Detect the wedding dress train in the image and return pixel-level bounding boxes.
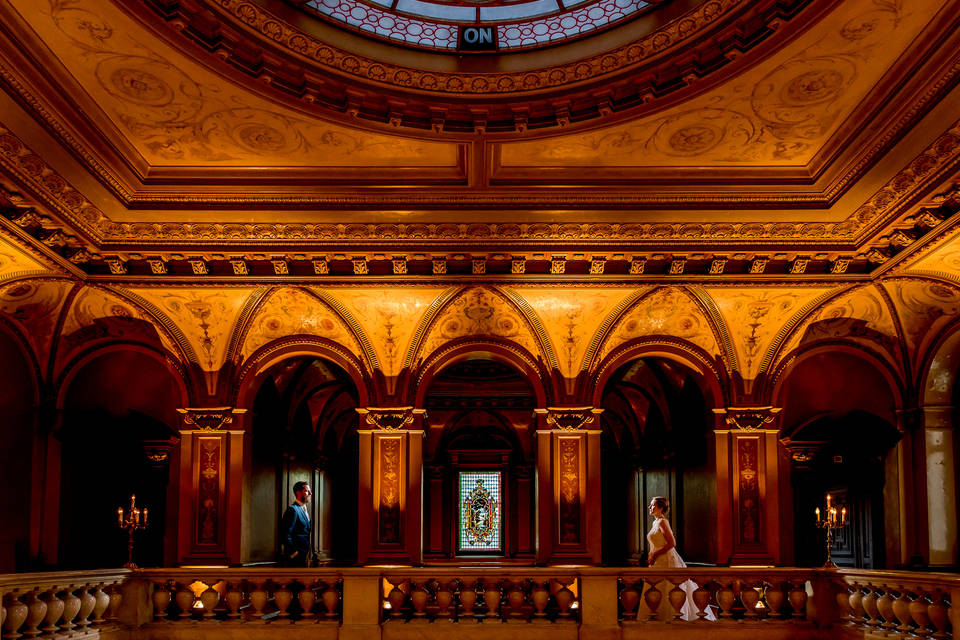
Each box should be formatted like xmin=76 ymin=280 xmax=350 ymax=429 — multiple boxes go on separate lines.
xmin=643 ymin=517 xmax=717 ymax=622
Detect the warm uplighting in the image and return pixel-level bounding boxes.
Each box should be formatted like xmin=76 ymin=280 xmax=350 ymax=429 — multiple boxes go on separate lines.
xmin=814 ymin=493 xmax=848 ymax=568
xmin=117 ymin=494 xmax=149 ymax=569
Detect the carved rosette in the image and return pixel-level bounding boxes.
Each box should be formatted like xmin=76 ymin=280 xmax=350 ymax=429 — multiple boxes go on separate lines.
xmin=357 ymin=407 xmax=426 ymax=431
xmin=715 ymin=407 xmax=782 ymax=431
xmin=535 ymin=407 xmax=603 ymax=431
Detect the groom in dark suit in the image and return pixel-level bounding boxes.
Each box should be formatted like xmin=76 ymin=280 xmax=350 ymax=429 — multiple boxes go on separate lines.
xmin=280 ymin=481 xmax=312 ymax=566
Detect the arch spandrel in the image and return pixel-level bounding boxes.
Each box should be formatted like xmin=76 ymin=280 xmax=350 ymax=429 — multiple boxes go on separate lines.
xmin=0 ymin=277 xmax=73 ymax=374
xmin=56 ymin=285 xmax=185 ymax=376
xmin=320 ymin=287 xmax=448 ymax=380
xmin=415 ymin=286 xmax=549 ymax=370
xmin=594 ymin=287 xmax=722 ymax=370
xmin=702 ymin=286 xmax=834 ymax=382
xmin=769 ymin=284 xmax=901 ymax=377
xmin=882 ymin=278 xmax=960 ymax=369
xmin=239 ymin=287 xmax=364 ymax=365
xmin=505 ymin=287 xmax=635 ymax=379
xmin=129 ymin=287 xmax=260 ymax=373
xmin=0 ymin=238 xmax=48 ymax=278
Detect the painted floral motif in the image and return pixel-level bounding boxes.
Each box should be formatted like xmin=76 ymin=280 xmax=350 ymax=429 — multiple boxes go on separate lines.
xmin=241 ymin=287 xmax=361 ymax=361
xmin=0 ymin=279 xmax=71 ymax=367
xmin=885 ymin=279 xmax=960 ymax=362
xmin=0 ymin=241 xmax=45 ymax=277
xmin=419 ymin=287 xmax=541 ymax=362
xmin=598 ymin=287 xmax=720 ymax=363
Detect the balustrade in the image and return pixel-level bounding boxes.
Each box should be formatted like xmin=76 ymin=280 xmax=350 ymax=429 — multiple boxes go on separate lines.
xmin=380 ymin=571 xmax=579 ymax=623
xmin=137 ymin=569 xmax=342 ymax=624
xmin=0 ymin=569 xmax=127 ymax=639
xmin=834 ymin=571 xmax=956 ymax=640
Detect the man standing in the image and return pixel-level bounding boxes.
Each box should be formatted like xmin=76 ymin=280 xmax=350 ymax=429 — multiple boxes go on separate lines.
xmin=280 ymin=481 xmax=312 ymax=566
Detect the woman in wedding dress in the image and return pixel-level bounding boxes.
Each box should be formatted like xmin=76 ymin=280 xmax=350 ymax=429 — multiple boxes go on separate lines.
xmin=645 ymin=496 xmax=716 ymax=621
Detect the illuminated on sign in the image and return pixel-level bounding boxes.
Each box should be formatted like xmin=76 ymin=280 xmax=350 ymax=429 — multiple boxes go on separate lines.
xmin=458 ymin=26 xmax=498 ymax=51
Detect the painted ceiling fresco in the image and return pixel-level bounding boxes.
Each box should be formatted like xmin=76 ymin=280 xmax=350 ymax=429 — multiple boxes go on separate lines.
xmin=501 ymin=0 xmax=937 ymax=167
xmin=8 ymin=0 xmax=460 ymax=167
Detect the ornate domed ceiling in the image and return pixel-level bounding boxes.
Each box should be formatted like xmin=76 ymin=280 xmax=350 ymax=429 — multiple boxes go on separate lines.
xmin=0 ymin=0 xmax=958 ymax=284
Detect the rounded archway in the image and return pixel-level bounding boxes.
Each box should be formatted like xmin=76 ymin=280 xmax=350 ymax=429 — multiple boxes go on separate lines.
xmin=245 ymin=355 xmax=361 ymax=565
xmin=775 ymin=348 xmax=902 ymax=568
xmin=57 ymin=347 xmax=186 ymax=569
xmin=420 ymin=357 xmax=538 ymax=561
xmin=598 ymin=356 xmax=718 ymax=566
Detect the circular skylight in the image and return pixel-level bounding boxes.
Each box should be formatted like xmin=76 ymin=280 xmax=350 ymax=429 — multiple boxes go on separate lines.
xmin=300 ymin=0 xmax=653 ymax=51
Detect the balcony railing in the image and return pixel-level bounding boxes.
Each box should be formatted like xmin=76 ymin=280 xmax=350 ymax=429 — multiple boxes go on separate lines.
xmin=1 ymin=567 xmax=956 ymax=639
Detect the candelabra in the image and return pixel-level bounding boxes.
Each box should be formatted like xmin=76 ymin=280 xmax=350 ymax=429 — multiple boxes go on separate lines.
xmin=814 ymin=493 xmax=847 ymax=568
xmin=117 ymin=494 xmax=149 ymax=569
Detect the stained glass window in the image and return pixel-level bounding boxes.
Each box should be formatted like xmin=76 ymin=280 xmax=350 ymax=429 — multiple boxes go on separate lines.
xmin=458 ymin=471 xmax=502 ymax=553
xmin=300 ymin=0 xmax=652 ymax=51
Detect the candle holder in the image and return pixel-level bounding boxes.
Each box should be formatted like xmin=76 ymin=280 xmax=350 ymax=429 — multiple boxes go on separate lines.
xmin=814 ymin=493 xmax=847 ymax=568
xmin=117 ymin=494 xmax=149 ymax=569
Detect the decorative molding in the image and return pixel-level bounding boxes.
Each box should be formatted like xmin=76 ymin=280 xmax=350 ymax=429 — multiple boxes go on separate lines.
xmin=357 ymin=406 xmax=426 ymax=430
xmin=535 ymin=407 xmax=603 ymax=431
xmin=714 ymin=406 xmax=782 ymax=431
xmin=177 ymin=406 xmax=246 ymax=431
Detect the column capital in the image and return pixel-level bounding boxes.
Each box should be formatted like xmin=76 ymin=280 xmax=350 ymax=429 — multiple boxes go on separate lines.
xmin=534 ymin=406 xmax=603 ymax=431
xmin=176 ymin=407 xmax=246 ymax=431
xmin=356 ymin=406 xmax=426 ymax=430
xmin=713 ymin=406 xmax=782 ymax=431
xmin=921 ymin=405 xmax=954 ymax=429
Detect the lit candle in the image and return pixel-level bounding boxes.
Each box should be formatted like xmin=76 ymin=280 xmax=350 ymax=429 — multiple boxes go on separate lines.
xmin=841 ymin=507 xmax=846 ymax=525
xmin=118 ymin=507 xmax=124 ymax=526
xmin=815 ymin=507 xmax=820 ymax=522
xmin=826 ymin=494 xmax=831 ymax=510
xmin=143 ymin=508 xmax=148 ymax=526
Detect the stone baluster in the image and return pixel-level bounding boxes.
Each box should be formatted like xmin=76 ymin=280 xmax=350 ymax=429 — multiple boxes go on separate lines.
xmin=530 ymin=582 xmax=549 ymax=622
xmin=644 ymin=578 xmax=664 ymax=621
xmin=224 ymin=582 xmax=244 ymax=620
xmin=458 ymin=581 xmax=477 ymax=623
xmin=321 ymin=583 xmax=340 ymax=620
xmin=835 ymin=583 xmax=853 ymax=625
xmin=2 ymin=595 xmax=6 ymax=632
xmin=926 ymin=591 xmax=950 ymax=640
xmin=247 ymin=581 xmax=269 ymax=622
xmin=152 ymin=582 xmax=172 ymax=622
xmin=435 ymin=581 xmax=454 ymax=622
xmin=21 ymin=591 xmax=45 ymax=638
xmin=507 ymin=581 xmax=527 ymax=621
xmin=298 ymin=582 xmax=316 ymax=622
xmin=877 ymin=586 xmax=896 ymax=634
xmin=410 ymin=582 xmax=429 ymax=620
xmin=848 ymin=583 xmax=865 ymax=627
xmin=174 ymin=583 xmax=195 ymax=620
xmin=107 ymin=584 xmax=123 ymax=623
xmin=715 ymin=579 xmax=735 ymax=619
xmin=667 ymin=579 xmax=687 ymax=621
xmin=386 ymin=581 xmax=406 ymax=620
xmin=787 ymin=581 xmax=808 ymax=620
xmin=75 ymin=586 xmax=96 ymax=630
xmin=273 ymin=582 xmax=293 ymax=621
xmin=92 ymin=585 xmax=110 ymax=625
xmin=741 ymin=580 xmax=761 ymax=620
xmin=892 ymin=588 xmax=914 ymax=636
xmin=909 ymin=590 xmax=932 ymax=637
xmin=40 ymin=589 xmax=64 ymax=635
xmin=692 ymin=579 xmax=712 ymax=620
xmin=3 ymin=593 xmax=28 ymax=640
xmin=553 ymin=581 xmax=575 ymax=620
xmin=619 ymin=581 xmax=640 ymax=621
xmin=60 ymin=587 xmax=81 ymax=631
xmin=483 ymin=579 xmax=502 ymax=620
xmin=199 ymin=581 xmax=220 ymax=620
xmin=863 ymin=584 xmax=881 ymax=628
xmin=764 ymin=580 xmax=785 ymax=619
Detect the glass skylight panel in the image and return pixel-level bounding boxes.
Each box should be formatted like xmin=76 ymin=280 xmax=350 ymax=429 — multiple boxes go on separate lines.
xmin=396 ymin=0 xmax=476 ymax=21
xmin=480 ymin=0 xmax=559 ymax=22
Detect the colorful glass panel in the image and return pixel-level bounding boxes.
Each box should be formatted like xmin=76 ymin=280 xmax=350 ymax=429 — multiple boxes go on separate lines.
xmin=458 ymin=471 xmax=502 ymax=552
xmin=301 ymin=0 xmax=651 ymax=51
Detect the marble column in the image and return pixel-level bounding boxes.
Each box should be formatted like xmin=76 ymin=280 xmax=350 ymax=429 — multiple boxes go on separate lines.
xmin=534 ymin=407 xmax=603 ymax=565
xmin=922 ymin=405 xmax=958 ymax=567
xmin=714 ymin=407 xmax=782 ymax=565
xmin=356 ymin=407 xmax=425 ymax=565
xmin=175 ymin=407 xmax=247 ymax=565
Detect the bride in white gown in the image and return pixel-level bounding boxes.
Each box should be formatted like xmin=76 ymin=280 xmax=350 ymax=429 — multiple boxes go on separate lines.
xmin=644 ymin=496 xmax=716 ymax=621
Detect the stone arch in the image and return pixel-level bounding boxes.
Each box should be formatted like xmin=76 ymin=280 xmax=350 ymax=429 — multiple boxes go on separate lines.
xmin=881 ymin=276 xmax=960 ymax=377
xmin=234 ymin=286 xmax=376 ymax=373
xmin=407 ymin=286 xmax=555 ymax=378
xmin=588 ymin=286 xmax=725 ymax=376
xmin=0 ymin=276 xmax=75 ymax=377
xmin=919 ymin=315 xmax=960 ymax=406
